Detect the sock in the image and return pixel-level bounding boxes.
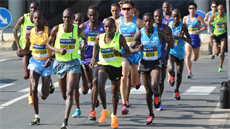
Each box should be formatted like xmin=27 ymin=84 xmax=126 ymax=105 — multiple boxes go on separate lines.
xmin=188 ymin=71 xmax=191 ymax=74
xmin=175 ymin=89 xmax=179 ymax=92
xmin=149 ymin=113 xmax=154 ymax=116
xmin=123 ymin=103 xmax=127 ymax=107
xmin=64 ymin=118 xmax=68 ymax=126
xmin=35 ymin=114 xmax=40 ymax=119
xmin=103 ymin=108 xmax=107 ymax=111
xmin=111 ymin=113 xmax=116 ymax=117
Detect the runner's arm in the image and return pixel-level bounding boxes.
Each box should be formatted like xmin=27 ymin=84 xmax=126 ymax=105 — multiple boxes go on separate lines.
xmin=20 ymin=30 xmax=31 ymax=54
xmin=115 ymin=19 xmax=121 ymax=33
xmin=136 ymin=18 xmax=144 ymax=29
xmin=204 ymin=12 xmax=209 ymax=25
xmin=129 ymin=30 xmax=142 ymax=54
xmin=78 ymin=27 xmax=86 ymax=60
xmin=198 ymin=15 xmax=207 ymax=32
xmin=208 ymin=14 xmax=215 ymax=36
xmin=46 ymin=26 xmax=66 ymax=55
xmin=90 ymin=35 xmax=100 ymax=66
xmin=182 ymin=16 xmax=187 ymax=25
xmin=159 ymin=29 xmax=172 ymax=61
xmin=119 ymin=35 xmax=131 ymax=57
xmin=165 ymin=26 xmax=174 ymax=49
xmin=13 ymin=16 xmax=24 ymax=50
xmin=181 ymin=24 xmax=192 ymax=43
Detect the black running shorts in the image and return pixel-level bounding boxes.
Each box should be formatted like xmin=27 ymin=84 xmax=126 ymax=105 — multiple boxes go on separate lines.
xmin=98 ymin=65 xmax=122 ymax=81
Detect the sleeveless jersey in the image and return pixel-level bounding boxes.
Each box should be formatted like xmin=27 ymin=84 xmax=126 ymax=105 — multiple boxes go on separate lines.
xmin=213 ymin=12 xmax=227 ymax=36
xmin=98 ymin=33 xmax=122 ymax=67
xmin=119 ymin=17 xmax=139 ymax=47
xmin=19 ymin=13 xmax=34 ymax=49
xmin=81 ymin=21 xmax=104 ymax=65
xmin=168 ymin=21 xmax=185 ymax=59
xmin=187 ymin=14 xmax=200 ymax=40
xmin=30 ymin=26 xmax=52 ymax=60
xmin=160 ymin=24 xmax=166 ymax=60
xmin=140 ymin=27 xmax=161 ymax=61
xmin=54 ymin=24 xmax=79 ymax=62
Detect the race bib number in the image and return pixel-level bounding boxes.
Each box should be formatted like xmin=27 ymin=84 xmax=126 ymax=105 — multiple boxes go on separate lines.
xmin=88 ymin=32 xmax=100 ymax=46
xmin=143 ymin=47 xmax=158 ymax=60
xmin=101 ymin=48 xmax=116 ymax=62
xmin=216 ymin=23 xmax=224 ymax=31
xmin=33 ymin=45 xmax=49 ymax=58
xmin=174 ymin=39 xmax=178 ymax=47
xmin=60 ymin=39 xmax=76 ymax=54
xmin=123 ymin=33 xmax=135 ymax=46
xmin=188 ymin=28 xmax=198 ymax=34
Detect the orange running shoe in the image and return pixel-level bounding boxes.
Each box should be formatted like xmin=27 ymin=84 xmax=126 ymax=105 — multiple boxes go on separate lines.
xmin=98 ymin=109 xmax=110 ymax=123
xmin=28 ymin=96 xmax=33 ymax=105
xmin=111 ymin=114 xmax=119 ymax=129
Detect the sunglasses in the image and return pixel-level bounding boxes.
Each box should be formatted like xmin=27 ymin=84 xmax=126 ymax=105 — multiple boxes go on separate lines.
xmin=122 ymin=8 xmax=132 ymax=11
xmin=189 ymin=7 xmax=196 ymax=10
xmin=211 ymin=6 xmax=217 ymax=8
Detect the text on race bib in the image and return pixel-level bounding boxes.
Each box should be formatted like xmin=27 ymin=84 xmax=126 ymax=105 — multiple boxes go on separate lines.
xmin=101 ymin=47 xmax=116 ymax=62
xmin=60 ymin=39 xmax=76 ymax=54
xmin=33 ymin=44 xmax=49 ymax=58
xmin=143 ymin=47 xmax=158 ymax=60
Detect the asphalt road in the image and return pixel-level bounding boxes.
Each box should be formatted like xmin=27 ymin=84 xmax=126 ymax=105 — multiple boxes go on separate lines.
xmin=0 ymin=50 xmax=230 ymax=129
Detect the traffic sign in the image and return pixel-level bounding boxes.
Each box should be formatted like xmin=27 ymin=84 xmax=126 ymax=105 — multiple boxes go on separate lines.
xmin=0 ymin=8 xmax=12 ymax=29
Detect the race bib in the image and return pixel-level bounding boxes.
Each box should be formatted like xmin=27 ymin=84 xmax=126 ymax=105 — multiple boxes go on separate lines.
xmin=33 ymin=44 xmax=49 ymax=58
xmin=216 ymin=23 xmax=224 ymax=31
xmin=174 ymin=39 xmax=178 ymax=47
xmin=88 ymin=32 xmax=100 ymax=46
xmin=143 ymin=47 xmax=158 ymax=60
xmin=188 ymin=28 xmax=198 ymax=34
xmin=101 ymin=48 xmax=116 ymax=62
xmin=27 ymin=26 xmax=34 ymax=30
xmin=123 ymin=33 xmax=135 ymax=46
xmin=60 ymin=39 xmax=76 ymax=54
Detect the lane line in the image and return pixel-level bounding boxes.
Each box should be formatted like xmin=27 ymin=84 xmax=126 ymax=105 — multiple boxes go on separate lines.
xmin=209 ymin=102 xmax=230 ymax=122
xmin=182 ymin=86 xmax=216 ymax=95
xmin=0 ymin=83 xmax=15 ymax=89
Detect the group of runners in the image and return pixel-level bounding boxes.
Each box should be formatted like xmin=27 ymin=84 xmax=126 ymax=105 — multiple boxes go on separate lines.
xmin=13 ymin=0 xmax=227 ymax=129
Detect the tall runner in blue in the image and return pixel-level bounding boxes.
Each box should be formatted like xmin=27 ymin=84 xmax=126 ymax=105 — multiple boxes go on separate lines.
xmin=182 ymin=2 xmax=207 ymax=79
xmin=204 ymin=1 xmax=217 ymax=59
xmin=168 ymin=9 xmax=192 ymax=100
xmin=79 ymin=5 xmax=104 ymax=121
xmin=115 ymin=0 xmax=144 ymax=115
xmin=153 ymin=9 xmax=173 ymax=111
xmin=130 ymin=12 xmax=172 ymax=125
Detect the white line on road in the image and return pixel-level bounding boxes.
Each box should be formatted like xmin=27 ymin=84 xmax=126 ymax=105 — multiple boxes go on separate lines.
xmin=0 ymin=83 xmax=15 ymax=89
xmin=182 ymin=86 xmax=216 ymax=95
xmin=209 ymin=102 xmax=230 ymax=122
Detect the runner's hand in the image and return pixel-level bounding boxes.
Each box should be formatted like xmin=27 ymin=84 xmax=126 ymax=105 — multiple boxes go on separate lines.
xmin=58 ymin=48 xmax=67 ymax=55
xmin=222 ymin=23 xmax=226 ymax=29
xmin=137 ymin=43 xmax=144 ymax=52
xmin=89 ymin=61 xmax=95 ymax=69
xmin=193 ymin=31 xmax=200 ymax=35
xmin=211 ymin=33 xmax=215 ymax=38
xmin=16 ymin=49 xmax=23 ymax=57
xmin=178 ymin=32 xmax=184 ymax=40
xmin=162 ymin=58 xmax=167 ymax=65
xmin=44 ymin=59 xmax=51 ymax=68
xmin=112 ymin=48 xmax=121 ymax=56
xmin=81 ymin=53 xmax=85 ymax=61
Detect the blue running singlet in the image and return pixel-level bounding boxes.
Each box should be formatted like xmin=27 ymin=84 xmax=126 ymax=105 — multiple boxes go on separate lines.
xmin=168 ymin=21 xmax=185 ymax=59
xmin=81 ymin=21 xmax=104 ymax=65
xmin=187 ymin=14 xmax=201 ymax=48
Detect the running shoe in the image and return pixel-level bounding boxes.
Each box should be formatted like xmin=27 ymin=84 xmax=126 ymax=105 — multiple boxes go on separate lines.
xmin=187 ymin=72 xmax=193 ymax=79
xmin=30 ymin=118 xmax=40 ymax=125
xmin=111 ymin=114 xmax=119 ymax=129
xmin=118 ymin=92 xmax=121 ymax=99
xmin=174 ymin=90 xmax=181 ymax=100
xmin=154 ymin=94 xmax=161 ymax=108
xmin=121 ymin=105 xmax=129 ymax=115
xmin=157 ymin=104 xmax=164 ymax=111
xmin=98 ymin=109 xmax=110 ymax=123
xmin=95 ymin=100 xmax=99 ymax=108
xmin=49 ymin=79 xmax=55 ymax=94
xmin=134 ymin=81 xmax=141 ymax=90
xmin=88 ymin=110 xmax=96 ymax=121
xmin=216 ymin=53 xmax=219 ymax=57
xmin=72 ymin=109 xmax=81 ymax=118
xmin=211 ymin=55 xmax=215 ymax=60
xmin=145 ymin=114 xmax=154 ymax=125
xmin=28 ymin=96 xmax=33 ymax=105
xmin=169 ymin=74 xmax=175 ymax=87
xmin=61 ymin=123 xmax=68 ymax=129
xmin=126 ymin=101 xmax=131 ymax=108
xmin=218 ymin=67 xmax=223 ymax=72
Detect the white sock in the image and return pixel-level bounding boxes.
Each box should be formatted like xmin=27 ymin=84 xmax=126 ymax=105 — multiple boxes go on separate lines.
xmin=111 ymin=113 xmax=116 ymax=117
xmin=50 ymin=82 xmax=52 ymax=87
xmin=103 ymin=108 xmax=107 ymax=111
xmin=35 ymin=114 xmax=40 ymax=119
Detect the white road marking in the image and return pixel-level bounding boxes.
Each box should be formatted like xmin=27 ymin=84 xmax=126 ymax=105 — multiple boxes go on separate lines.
xmin=17 ymin=82 xmax=59 ymax=93
xmin=182 ymin=86 xmax=216 ymax=95
xmin=0 ymin=83 xmax=15 ymax=89
xmin=130 ymin=85 xmax=145 ymax=94
xmin=209 ymin=102 xmax=230 ymax=122
xmin=0 ymin=59 xmax=7 ymax=63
